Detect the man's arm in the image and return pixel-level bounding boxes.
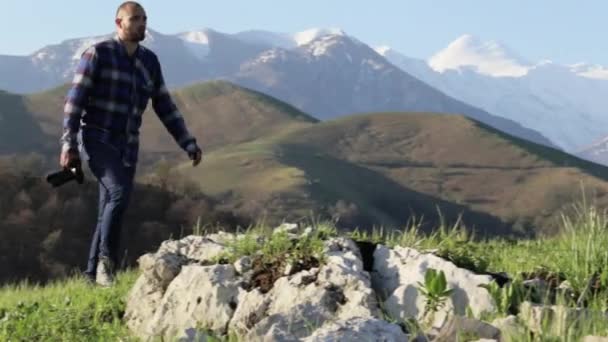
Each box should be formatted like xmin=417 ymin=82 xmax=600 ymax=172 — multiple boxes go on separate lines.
xmin=151 ymin=57 xmax=202 ymax=165
xmin=60 ymin=46 xmax=98 ymax=154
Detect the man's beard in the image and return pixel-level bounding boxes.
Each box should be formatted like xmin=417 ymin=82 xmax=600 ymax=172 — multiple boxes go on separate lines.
xmin=126 ymin=29 xmax=146 ymax=42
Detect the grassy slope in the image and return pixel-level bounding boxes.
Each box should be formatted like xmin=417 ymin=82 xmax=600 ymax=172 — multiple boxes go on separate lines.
xmin=178 ymin=112 xmax=608 ymax=236
xmin=0 ymin=271 xmax=138 ymax=341
xmin=24 ymin=81 xmax=317 ymax=154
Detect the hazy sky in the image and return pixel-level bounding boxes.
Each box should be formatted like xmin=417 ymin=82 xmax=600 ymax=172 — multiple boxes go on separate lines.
xmin=1 ymin=0 xmax=605 ymax=65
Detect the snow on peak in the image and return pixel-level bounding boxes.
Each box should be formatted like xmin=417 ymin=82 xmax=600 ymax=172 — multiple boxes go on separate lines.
xmin=429 ymin=34 xmax=530 ymax=77
xmin=247 ymin=48 xmax=288 ymax=67
xmin=176 ymin=29 xmax=211 ymax=61
xmin=178 ymin=29 xmax=210 ymax=44
xmin=304 ymin=34 xmax=346 ymax=57
xmin=292 ymin=28 xmax=345 ymax=46
xmin=374 ymin=45 xmax=392 ymax=56
xmin=70 ymin=35 xmax=112 ymax=60
xmin=569 ymin=63 xmax=608 ymax=80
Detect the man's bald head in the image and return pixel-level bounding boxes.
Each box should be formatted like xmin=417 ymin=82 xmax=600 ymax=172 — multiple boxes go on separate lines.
xmin=116 ymin=1 xmax=144 ymax=18
xmin=115 ymin=1 xmax=147 ymax=43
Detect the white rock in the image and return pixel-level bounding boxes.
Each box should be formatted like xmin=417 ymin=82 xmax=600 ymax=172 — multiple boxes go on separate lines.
xmin=233 ymin=256 xmax=253 ymax=275
xmin=323 ymin=237 xmax=362 ymax=258
xmin=229 ymin=288 xmax=271 ymax=336
xmin=124 ymin=274 xmax=165 ymax=334
xmin=206 ymin=231 xmax=237 ymax=244
xmin=144 ymin=265 xmax=242 ymax=339
xmin=274 ymin=223 xmax=299 ymax=234
xmin=138 ymin=252 xmax=184 ymax=288
xmin=491 ymin=315 xmax=527 ymax=340
xmin=372 ymin=245 xmax=420 ymax=299
xmin=518 ymin=301 xmax=603 ymax=336
xmin=303 ymin=317 xmax=409 ymax=341
xmin=243 ymin=237 xmax=379 ymax=340
xmin=157 ymin=235 xmax=229 ymax=263
xmin=300 ymin=226 xmax=314 ymax=238
xmin=375 ymin=246 xmax=495 ymax=322
xmin=583 ymin=336 xmax=608 ymax=342
xmin=432 ymin=316 xmax=501 ymax=341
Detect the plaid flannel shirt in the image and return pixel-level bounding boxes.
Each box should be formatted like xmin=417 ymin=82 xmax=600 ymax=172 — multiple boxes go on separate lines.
xmin=60 ymin=36 xmax=197 ymax=167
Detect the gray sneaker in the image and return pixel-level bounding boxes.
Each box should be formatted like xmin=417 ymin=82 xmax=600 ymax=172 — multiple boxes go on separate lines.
xmin=96 ymin=256 xmax=115 ymax=287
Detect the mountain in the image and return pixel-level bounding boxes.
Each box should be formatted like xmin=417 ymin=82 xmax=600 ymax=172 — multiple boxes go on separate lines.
xmin=1 ymin=28 xmax=555 ymax=151
xmin=428 ymin=34 xmax=530 ymax=77
xmin=231 ymin=34 xmax=554 ymax=148
xmin=233 ymin=28 xmax=346 ymax=48
xmin=575 ymin=136 xmax=608 ymax=165
xmin=376 ymin=35 xmax=608 ymax=153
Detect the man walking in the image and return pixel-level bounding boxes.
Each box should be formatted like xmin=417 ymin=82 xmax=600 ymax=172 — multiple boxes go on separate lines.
xmin=59 ymin=1 xmax=202 ymax=286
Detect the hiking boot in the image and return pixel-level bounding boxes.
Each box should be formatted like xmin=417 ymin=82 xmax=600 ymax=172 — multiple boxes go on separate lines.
xmin=96 ymin=256 xmax=115 ymax=287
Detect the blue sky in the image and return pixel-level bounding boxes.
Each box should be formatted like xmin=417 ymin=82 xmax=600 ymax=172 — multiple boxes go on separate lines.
xmin=1 ymin=0 xmax=605 ymax=65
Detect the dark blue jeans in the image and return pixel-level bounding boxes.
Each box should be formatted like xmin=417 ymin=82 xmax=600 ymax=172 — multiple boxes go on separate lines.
xmin=81 ymin=138 xmax=136 ymax=276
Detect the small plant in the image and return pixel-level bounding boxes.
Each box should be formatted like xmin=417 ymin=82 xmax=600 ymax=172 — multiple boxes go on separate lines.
xmin=290 ymin=234 xmax=325 ymax=264
xmin=479 ymin=278 xmax=525 ymax=316
xmin=417 ymin=268 xmax=454 ymax=325
xmin=261 ymin=231 xmax=293 ymax=264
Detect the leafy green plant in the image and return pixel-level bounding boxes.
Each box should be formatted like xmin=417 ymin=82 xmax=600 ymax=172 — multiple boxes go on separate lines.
xmin=417 ymin=268 xmax=454 ymax=324
xmin=479 ymin=278 xmax=525 ymax=316
xmin=261 ymin=231 xmax=293 ymax=263
xmin=290 ymin=234 xmax=325 ymax=264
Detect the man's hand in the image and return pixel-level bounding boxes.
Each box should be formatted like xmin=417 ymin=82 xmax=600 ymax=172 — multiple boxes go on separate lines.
xmin=60 ymin=148 xmax=81 ymax=169
xmin=188 ymin=146 xmax=203 ymax=167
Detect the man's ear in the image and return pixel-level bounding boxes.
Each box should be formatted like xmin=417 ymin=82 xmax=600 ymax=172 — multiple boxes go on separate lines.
xmin=115 ymin=18 xmax=122 ymax=28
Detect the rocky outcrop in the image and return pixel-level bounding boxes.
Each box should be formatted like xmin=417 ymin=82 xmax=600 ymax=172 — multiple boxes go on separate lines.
xmin=125 ymin=229 xmax=402 ymax=341
xmin=124 ymin=225 xmax=608 ymax=340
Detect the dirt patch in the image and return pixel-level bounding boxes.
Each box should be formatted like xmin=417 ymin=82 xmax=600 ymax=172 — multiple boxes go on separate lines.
xmin=247 ymin=255 xmax=320 ymax=294
xmin=325 ymin=284 xmax=347 ymax=312
xmin=249 ymin=258 xmax=284 ymax=294
xmin=287 ymin=256 xmax=320 ymax=276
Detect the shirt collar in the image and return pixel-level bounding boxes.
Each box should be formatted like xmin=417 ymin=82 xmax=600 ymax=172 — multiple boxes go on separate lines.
xmin=113 ymin=35 xmax=140 ymax=59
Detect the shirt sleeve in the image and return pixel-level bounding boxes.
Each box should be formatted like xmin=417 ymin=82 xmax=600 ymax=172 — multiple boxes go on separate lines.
xmin=151 ymin=56 xmax=198 ymax=153
xmin=60 ymin=46 xmax=98 ymax=153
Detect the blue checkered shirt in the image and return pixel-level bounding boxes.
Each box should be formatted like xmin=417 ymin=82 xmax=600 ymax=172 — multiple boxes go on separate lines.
xmin=60 ymin=36 xmax=198 ymax=167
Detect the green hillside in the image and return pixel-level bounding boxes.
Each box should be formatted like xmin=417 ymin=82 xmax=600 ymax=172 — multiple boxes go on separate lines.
xmin=24 ymin=80 xmax=317 ymax=158
xmin=176 ymin=112 xmax=608 ymax=237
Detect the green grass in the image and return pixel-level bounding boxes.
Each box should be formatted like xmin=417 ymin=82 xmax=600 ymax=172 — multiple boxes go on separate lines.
xmin=4 ymin=202 xmax=608 ymax=340
xmin=0 ymin=271 xmax=139 ymax=341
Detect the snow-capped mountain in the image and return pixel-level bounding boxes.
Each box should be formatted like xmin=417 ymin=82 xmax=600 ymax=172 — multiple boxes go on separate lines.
xmin=428 ymin=34 xmax=530 ymax=77
xmin=0 ymin=28 xmax=277 ymax=92
xmin=569 ymin=63 xmax=608 ymax=80
xmin=376 ymin=35 xmax=608 ymax=153
xmin=0 ymin=28 xmax=570 ymax=151
xmin=228 ymin=33 xmax=553 ymax=148
xmin=233 ymin=27 xmax=346 ymax=49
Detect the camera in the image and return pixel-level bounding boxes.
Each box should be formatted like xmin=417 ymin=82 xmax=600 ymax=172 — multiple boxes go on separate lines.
xmin=46 ymin=166 xmax=84 ymax=187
